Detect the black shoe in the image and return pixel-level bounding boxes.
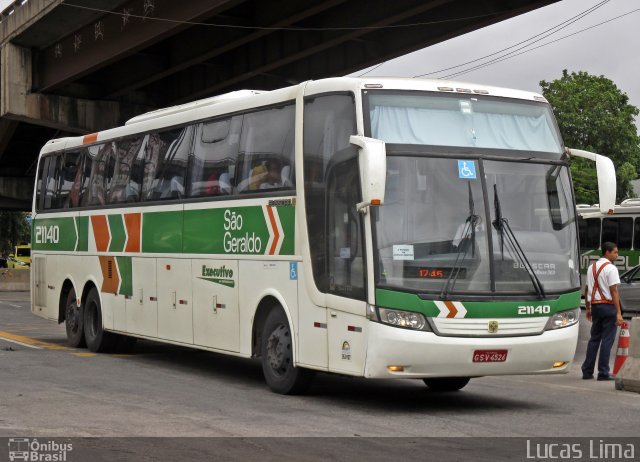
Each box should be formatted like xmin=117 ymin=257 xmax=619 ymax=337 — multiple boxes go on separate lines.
xmin=582 ymin=374 xmax=594 ymax=380
xmin=597 ymin=376 xmax=614 ymax=381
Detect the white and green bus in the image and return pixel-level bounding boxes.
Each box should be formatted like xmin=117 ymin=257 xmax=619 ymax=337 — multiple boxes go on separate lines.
xmin=578 ymin=203 xmax=640 ymax=273
xmin=31 ymin=77 xmax=616 ymax=394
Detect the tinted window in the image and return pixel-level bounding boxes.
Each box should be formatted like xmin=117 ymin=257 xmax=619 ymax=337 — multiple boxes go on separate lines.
xmin=81 ymin=142 xmax=112 ymax=207
xmin=35 ymin=157 xmax=46 ymax=212
xmin=43 ymin=154 xmax=62 ymax=210
xmin=602 ymin=217 xmax=632 ymax=249
xmin=141 ymin=128 xmax=192 ymax=201
xmin=236 ymin=105 xmax=295 ymax=193
xmin=586 ymin=218 xmax=601 ymax=249
xmin=107 ymin=136 xmax=144 ymax=204
xmin=58 ymin=150 xmax=83 ymax=208
xmin=189 ymin=118 xmax=240 ymax=198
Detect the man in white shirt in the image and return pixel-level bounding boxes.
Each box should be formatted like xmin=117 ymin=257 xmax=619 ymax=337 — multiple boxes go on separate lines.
xmin=581 ymin=241 xmax=624 ymax=381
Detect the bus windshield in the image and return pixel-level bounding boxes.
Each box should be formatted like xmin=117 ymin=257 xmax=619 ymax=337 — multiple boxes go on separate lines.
xmin=373 ymin=156 xmax=579 ymax=296
xmin=367 ymin=92 xmax=563 ymax=155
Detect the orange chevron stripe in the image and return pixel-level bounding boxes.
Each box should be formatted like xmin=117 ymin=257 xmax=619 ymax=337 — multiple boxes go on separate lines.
xmin=124 ymin=213 xmax=141 ymax=252
xmin=444 ymin=300 xmax=458 ymax=318
xmin=266 ymin=206 xmax=280 ymax=255
xmin=98 ymin=256 xmax=119 ymax=294
xmin=91 ymin=215 xmax=110 ymax=252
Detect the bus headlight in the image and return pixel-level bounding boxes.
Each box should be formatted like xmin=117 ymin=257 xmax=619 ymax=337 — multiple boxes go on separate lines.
xmin=367 ymin=304 xmax=430 ymax=331
xmin=544 ymin=308 xmax=580 ymax=330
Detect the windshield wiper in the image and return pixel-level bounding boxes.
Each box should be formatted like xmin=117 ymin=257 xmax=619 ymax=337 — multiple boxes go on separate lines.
xmin=441 ymin=183 xmax=480 ymax=299
xmin=492 ymin=184 xmax=546 ymax=299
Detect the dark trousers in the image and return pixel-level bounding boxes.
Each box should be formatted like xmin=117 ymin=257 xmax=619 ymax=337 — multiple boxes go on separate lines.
xmin=581 ymin=303 xmax=618 ymax=378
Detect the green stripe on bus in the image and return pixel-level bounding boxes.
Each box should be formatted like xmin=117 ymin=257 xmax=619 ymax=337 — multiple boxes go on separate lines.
xmin=184 ymin=206 xmax=294 ymax=255
xmin=108 ymin=215 xmax=126 ymax=252
xmin=116 ymin=256 xmax=133 ymax=297
xmin=32 ymin=217 xmax=77 ymax=251
xmin=375 ymin=289 xmax=581 ymax=318
xmin=142 ymin=211 xmax=183 ymax=253
xmin=75 ymin=216 xmax=88 ymax=251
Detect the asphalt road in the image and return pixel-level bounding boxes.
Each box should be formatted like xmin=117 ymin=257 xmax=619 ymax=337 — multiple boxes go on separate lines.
xmin=1 ymin=291 xmax=639 ymax=460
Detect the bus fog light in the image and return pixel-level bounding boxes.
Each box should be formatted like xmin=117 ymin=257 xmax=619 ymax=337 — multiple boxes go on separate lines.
xmin=378 ymin=307 xmax=428 ymax=331
xmin=387 ymin=365 xmax=405 ymax=372
xmin=553 ymin=361 xmax=567 ymax=368
xmin=544 ymin=308 xmax=580 ymax=330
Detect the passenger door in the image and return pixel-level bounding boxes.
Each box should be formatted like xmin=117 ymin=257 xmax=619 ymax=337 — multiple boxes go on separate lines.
xmin=325 ymin=156 xmax=368 ymax=375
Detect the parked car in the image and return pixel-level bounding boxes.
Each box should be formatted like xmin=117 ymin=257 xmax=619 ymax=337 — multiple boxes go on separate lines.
xmin=617 ymin=265 xmax=640 ymax=319
xmin=7 ymin=244 xmax=30 ymax=269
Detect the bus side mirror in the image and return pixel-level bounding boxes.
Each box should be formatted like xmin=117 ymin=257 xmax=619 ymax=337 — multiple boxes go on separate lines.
xmin=566 ymin=148 xmax=616 ymax=214
xmin=349 ymin=135 xmax=386 ymax=212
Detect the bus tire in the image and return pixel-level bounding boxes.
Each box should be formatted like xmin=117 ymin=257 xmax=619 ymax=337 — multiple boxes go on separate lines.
xmin=64 ymin=287 xmax=85 ymax=348
xmin=83 ymin=287 xmax=115 ymax=353
xmin=261 ymin=308 xmax=315 ymax=395
xmin=423 ymin=377 xmax=470 ymax=392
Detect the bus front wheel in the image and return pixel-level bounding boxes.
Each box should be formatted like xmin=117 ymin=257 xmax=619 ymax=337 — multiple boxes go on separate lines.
xmin=261 ymin=308 xmax=315 ymax=395
xmin=64 ymin=287 xmax=85 ymax=348
xmin=423 ymin=377 xmax=470 ymax=392
xmin=83 ymin=287 xmax=115 ymax=353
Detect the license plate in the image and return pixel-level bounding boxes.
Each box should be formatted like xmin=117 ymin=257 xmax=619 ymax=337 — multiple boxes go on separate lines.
xmin=473 ymin=349 xmax=508 ymax=363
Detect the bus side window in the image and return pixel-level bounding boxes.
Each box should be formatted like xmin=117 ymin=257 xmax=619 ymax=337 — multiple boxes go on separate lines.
xmin=43 ymin=154 xmax=62 ymax=210
xmin=189 ymin=118 xmax=239 ymax=198
xmin=236 ymin=105 xmax=295 ymax=193
xmin=58 ymin=149 xmax=84 ymax=208
xmin=108 ymin=136 xmax=144 ymax=204
xmin=602 ymin=217 xmax=632 ymax=250
xmin=145 ymin=126 xmax=193 ymax=201
xmin=585 ymin=218 xmax=601 ymax=249
xmin=35 ymin=157 xmax=46 ymax=212
xmin=81 ymin=142 xmax=112 ymax=207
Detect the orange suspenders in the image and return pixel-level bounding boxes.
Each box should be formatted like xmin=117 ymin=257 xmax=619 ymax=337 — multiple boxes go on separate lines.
xmin=590 ymin=261 xmax=611 ymax=304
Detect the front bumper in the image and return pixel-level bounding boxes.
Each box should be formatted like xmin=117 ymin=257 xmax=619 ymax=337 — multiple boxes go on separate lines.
xmin=364 ymin=321 xmax=578 ymax=378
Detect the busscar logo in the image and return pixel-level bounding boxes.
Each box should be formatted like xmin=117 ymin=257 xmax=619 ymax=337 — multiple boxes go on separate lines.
xmin=198 ymin=264 xmax=235 ymax=288
xmin=8 ymin=438 xmax=73 ymax=461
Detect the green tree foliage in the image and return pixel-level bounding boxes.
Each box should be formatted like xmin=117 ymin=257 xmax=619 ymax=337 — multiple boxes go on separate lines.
xmin=540 ymin=70 xmax=640 ymax=204
xmin=0 ymin=211 xmax=31 ymax=256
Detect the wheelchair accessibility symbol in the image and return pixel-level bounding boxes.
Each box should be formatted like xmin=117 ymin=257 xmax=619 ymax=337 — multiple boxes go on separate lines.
xmin=458 ymin=160 xmax=477 ymax=179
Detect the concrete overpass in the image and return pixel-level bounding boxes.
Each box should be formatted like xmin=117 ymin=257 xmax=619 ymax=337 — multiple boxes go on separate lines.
xmin=0 ymin=0 xmax=558 ymax=210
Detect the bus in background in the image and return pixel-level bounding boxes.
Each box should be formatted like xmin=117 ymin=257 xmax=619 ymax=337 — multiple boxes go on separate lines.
xmin=578 ymin=202 xmax=640 ymax=273
xmin=31 ymin=77 xmax=616 ymax=394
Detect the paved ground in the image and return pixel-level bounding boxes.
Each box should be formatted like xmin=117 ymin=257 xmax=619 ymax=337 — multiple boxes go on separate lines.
xmin=0 ymin=290 xmax=638 ymax=460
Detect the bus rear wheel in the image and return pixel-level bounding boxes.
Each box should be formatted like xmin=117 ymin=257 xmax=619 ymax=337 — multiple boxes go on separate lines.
xmin=261 ymin=308 xmax=315 ymax=395
xmin=83 ymin=287 xmax=115 ymax=353
xmin=423 ymin=377 xmax=470 ymax=392
xmin=64 ymin=287 xmax=85 ymax=348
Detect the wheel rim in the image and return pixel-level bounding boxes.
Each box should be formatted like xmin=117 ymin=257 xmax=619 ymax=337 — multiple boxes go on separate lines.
xmin=66 ymin=300 xmax=79 ymax=333
xmin=266 ymin=323 xmax=291 ymax=377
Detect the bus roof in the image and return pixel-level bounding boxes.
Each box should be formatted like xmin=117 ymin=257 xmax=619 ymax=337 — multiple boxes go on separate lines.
xmin=37 ymin=77 xmax=549 ymax=157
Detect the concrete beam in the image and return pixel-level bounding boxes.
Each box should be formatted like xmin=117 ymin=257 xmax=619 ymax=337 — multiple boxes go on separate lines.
xmin=1 ymin=42 xmax=149 ymax=133
xmin=0 ymin=176 xmax=32 ymax=211
xmin=0 ymin=0 xmax=60 ymax=44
